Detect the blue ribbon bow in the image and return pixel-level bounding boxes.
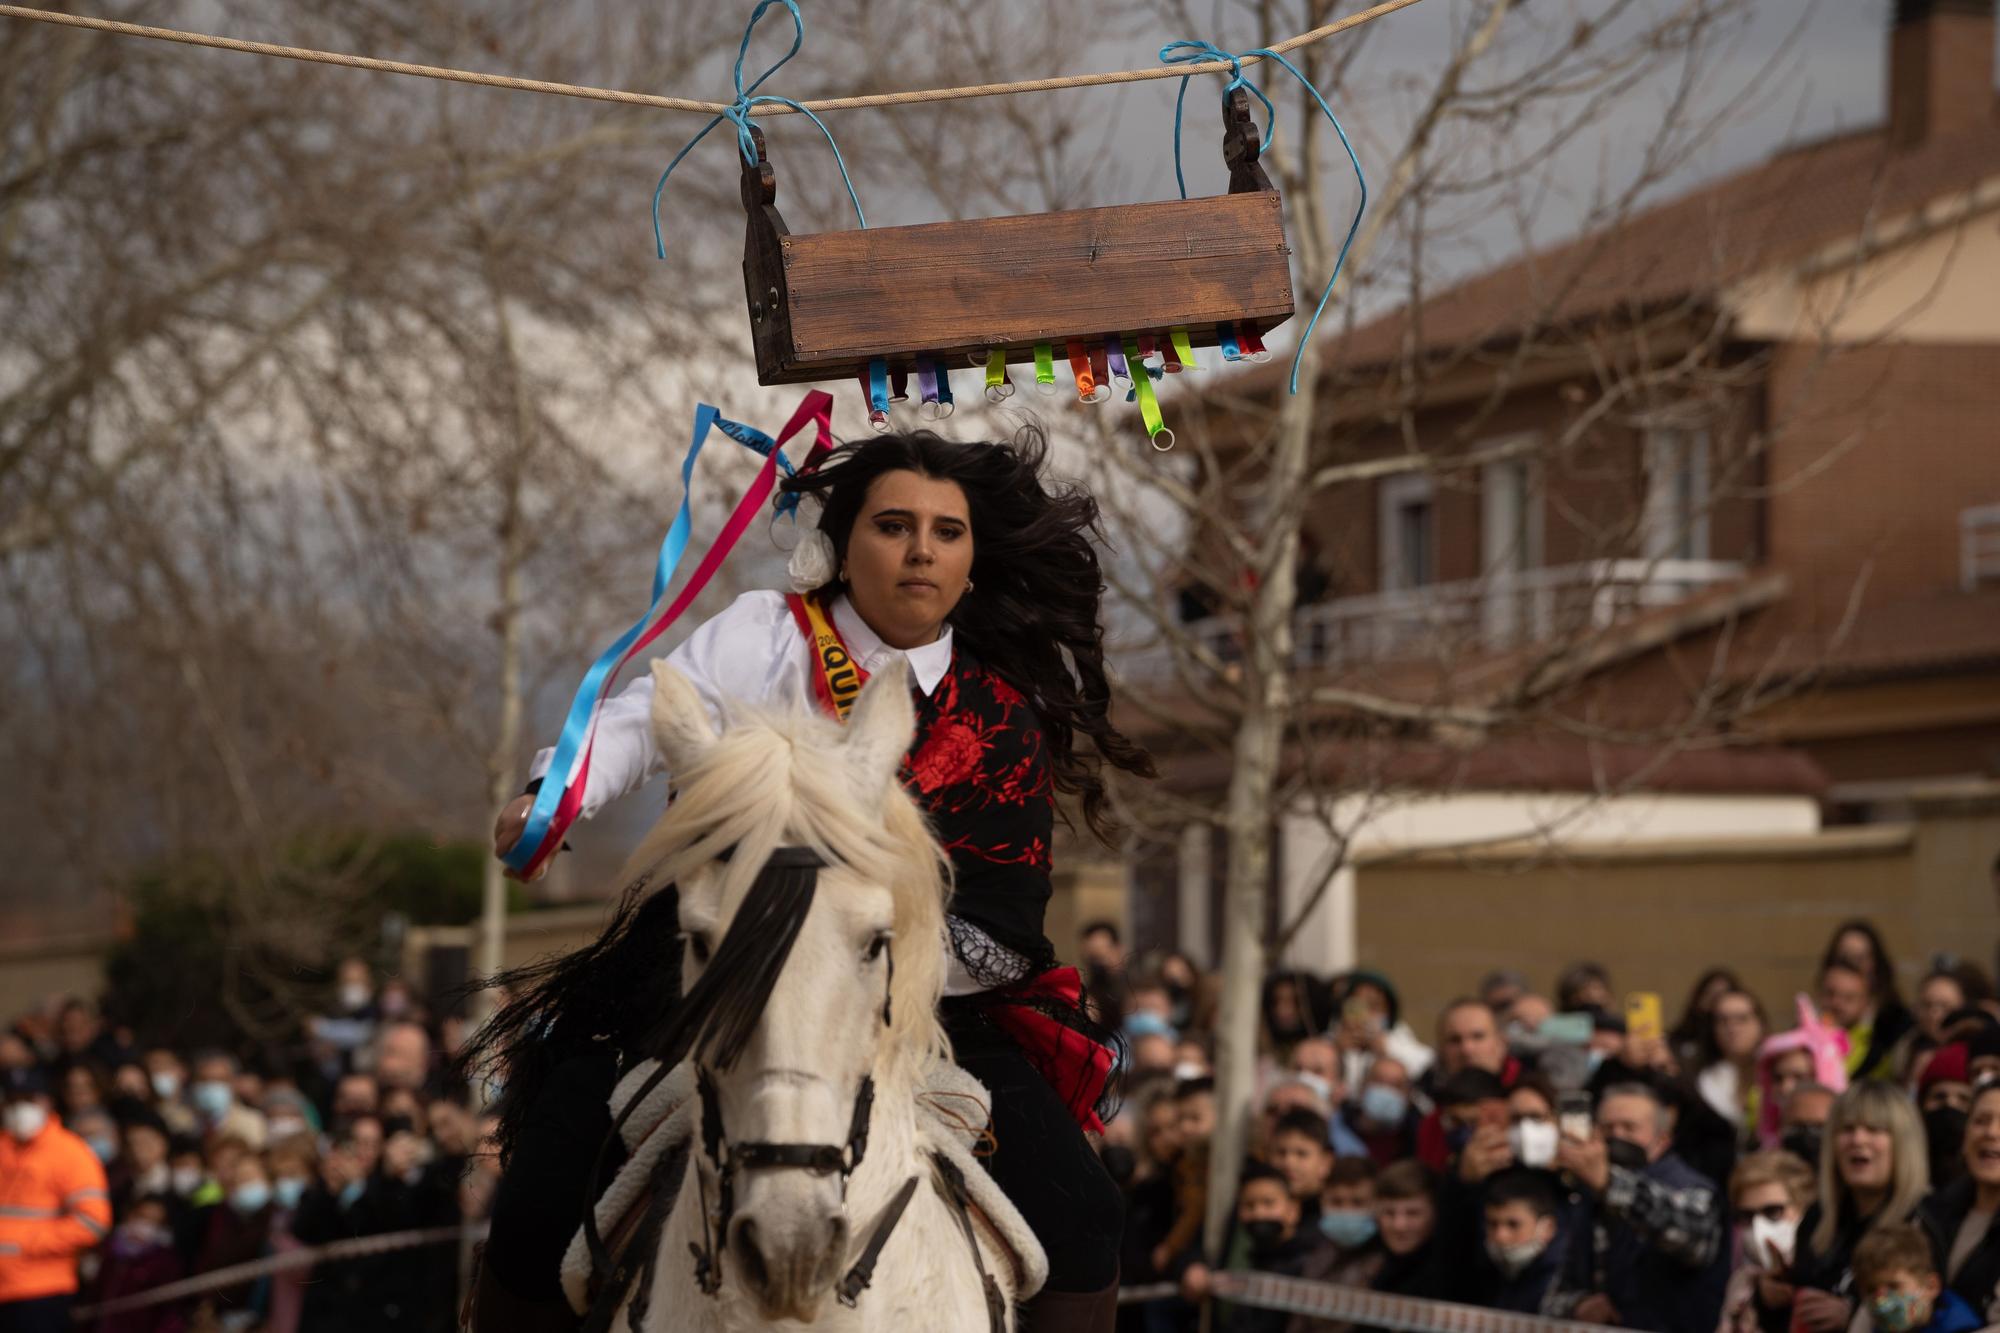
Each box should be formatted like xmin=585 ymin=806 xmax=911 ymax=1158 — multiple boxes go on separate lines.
xmin=650 ymin=0 xmax=867 ymax=259
xmin=1159 ymin=37 xmax=1369 ymax=395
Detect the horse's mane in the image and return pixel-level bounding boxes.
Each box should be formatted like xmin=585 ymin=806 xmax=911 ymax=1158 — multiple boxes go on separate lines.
xmin=617 ymin=702 xmax=951 ymax=1084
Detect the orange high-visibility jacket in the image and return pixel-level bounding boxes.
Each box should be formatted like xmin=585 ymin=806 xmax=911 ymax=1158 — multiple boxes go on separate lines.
xmin=0 ymin=1119 xmax=112 ymax=1302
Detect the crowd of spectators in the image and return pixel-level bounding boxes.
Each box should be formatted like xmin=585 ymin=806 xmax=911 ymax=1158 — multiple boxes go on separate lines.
xmin=1088 ymin=918 xmax=2000 ymax=1333
xmin=7 ymin=915 xmax=2000 ymax=1333
xmin=0 ymin=960 xmax=491 ymax=1332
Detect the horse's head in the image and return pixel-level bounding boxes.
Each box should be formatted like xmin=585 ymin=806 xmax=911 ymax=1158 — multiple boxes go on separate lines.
xmin=636 ymin=659 xmax=947 ymax=1323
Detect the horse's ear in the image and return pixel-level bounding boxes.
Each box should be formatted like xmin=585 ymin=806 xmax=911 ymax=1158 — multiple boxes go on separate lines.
xmin=650 ymin=661 xmax=718 ymax=775
xmin=843 ymin=657 xmax=915 ymax=805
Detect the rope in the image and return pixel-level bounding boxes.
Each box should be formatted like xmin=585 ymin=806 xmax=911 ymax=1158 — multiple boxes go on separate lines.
xmin=69 ymin=1221 xmax=486 ymax=1321
xmin=650 ymin=0 xmax=865 ymax=260
xmin=0 ymin=0 xmax=1425 ymax=118
xmin=1162 ymin=39 xmax=1369 ymax=394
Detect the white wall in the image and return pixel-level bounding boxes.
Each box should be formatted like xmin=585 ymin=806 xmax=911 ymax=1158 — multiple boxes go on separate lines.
xmin=1218 ymin=790 xmax=1823 ymax=973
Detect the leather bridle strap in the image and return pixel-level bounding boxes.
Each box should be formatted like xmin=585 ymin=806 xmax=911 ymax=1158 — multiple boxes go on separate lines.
xmin=833 ymin=1173 xmax=921 ymax=1308
xmin=932 ymin=1151 xmax=1010 ymax=1333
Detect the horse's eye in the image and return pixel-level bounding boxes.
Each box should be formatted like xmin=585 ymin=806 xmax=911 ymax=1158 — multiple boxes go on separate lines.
xmin=689 ymin=935 xmax=712 ymax=965
xmin=865 ymin=932 xmax=891 ymax=964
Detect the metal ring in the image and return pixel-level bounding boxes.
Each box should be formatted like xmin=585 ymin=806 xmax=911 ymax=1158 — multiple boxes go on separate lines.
xmin=918 ymin=400 xmax=943 ymax=421
xmin=868 ymin=410 xmax=891 ymax=433
xmin=1034 ymin=380 xmax=1060 ymax=396
xmin=983 ymin=384 xmax=1012 ymax=404
xmin=1149 ymin=428 xmax=1176 ymax=453
xmin=936 ymin=400 xmax=956 ymax=418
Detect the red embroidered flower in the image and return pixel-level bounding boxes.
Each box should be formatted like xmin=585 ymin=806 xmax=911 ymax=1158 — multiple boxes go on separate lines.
xmin=905 ymin=713 xmax=988 ymax=793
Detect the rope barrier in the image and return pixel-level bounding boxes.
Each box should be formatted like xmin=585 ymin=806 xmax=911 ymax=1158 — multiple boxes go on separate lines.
xmin=0 ymin=0 xmax=1425 ymax=117
xmin=70 ymin=1221 xmax=487 ymax=1321
xmin=1116 ymin=1269 xmax=1620 ymax=1333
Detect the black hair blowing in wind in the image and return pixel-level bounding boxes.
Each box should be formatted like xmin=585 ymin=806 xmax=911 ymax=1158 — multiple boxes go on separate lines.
xmin=779 ymin=425 xmax=1156 ymax=842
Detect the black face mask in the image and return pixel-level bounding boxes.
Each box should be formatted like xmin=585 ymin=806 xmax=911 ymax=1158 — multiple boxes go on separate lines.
xmin=1244 ymin=1219 xmax=1288 ymax=1254
xmin=1100 ymin=1145 xmax=1137 ymax=1185
xmin=1926 ymin=1107 xmax=1969 ymax=1181
xmin=1605 ymin=1136 xmax=1649 ymax=1172
xmin=1781 ymin=1125 xmax=1824 ymax=1171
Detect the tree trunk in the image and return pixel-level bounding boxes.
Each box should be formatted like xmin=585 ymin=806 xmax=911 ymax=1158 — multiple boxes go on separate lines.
xmin=1202 ymin=361 xmax=1317 ymax=1253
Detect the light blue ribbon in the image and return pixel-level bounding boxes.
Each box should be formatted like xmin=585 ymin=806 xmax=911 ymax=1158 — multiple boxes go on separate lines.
xmin=1160 ymin=37 xmax=1369 ymax=395
xmin=504 ymin=403 xmax=804 ymax=874
xmin=649 ymin=0 xmax=867 ymax=260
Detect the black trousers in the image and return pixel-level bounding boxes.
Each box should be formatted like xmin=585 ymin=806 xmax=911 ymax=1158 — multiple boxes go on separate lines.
xmin=943 ymin=1004 xmax=1124 ymax=1292
xmin=0 ymin=1295 xmax=73 ymax=1333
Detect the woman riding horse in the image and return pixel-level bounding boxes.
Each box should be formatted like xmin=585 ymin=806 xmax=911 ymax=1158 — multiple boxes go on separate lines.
xmin=477 ymin=425 xmax=1154 ymax=1333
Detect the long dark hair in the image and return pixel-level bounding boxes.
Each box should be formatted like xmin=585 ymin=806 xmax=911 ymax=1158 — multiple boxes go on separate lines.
xmin=452 ymin=883 xmax=682 ymax=1163
xmin=780 ymin=426 xmax=1155 ymax=841
xmin=1819 ymin=919 xmax=1905 ymax=1010
xmin=1669 ymin=966 xmax=1742 ymax=1054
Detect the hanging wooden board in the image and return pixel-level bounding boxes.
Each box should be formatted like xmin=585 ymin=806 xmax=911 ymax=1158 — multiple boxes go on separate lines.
xmin=741 ymin=89 xmax=1296 ymax=387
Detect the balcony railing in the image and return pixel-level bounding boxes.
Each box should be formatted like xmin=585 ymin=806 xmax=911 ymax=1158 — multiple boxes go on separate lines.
xmin=1123 ymin=558 xmax=1746 ymax=682
xmin=1963 ymin=504 xmax=2000 ymax=591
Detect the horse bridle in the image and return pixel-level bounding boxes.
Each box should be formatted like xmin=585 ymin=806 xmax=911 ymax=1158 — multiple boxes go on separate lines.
xmin=685 ymin=844 xmax=919 ymax=1310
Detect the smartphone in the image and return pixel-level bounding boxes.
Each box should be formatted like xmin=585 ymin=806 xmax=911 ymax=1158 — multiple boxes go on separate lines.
xmin=1558 ymin=1090 xmax=1593 ymax=1143
xmin=1625 ymin=991 xmax=1663 ymax=1043
xmin=1538 ymin=1013 xmax=1594 ymax=1046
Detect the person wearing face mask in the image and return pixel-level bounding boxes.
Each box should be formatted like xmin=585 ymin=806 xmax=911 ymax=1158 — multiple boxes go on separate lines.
xmin=1180 ymin=1162 xmax=1331 ymax=1333
xmin=1345 ymin=1059 xmax=1420 ymax=1167
xmin=1789 ymin=1083 xmax=1932 ymax=1333
xmin=0 ymin=1068 xmax=112 ymax=1330
xmin=1916 ymin=1080 xmax=2000 ymax=1326
xmin=1469 ymin=1169 xmax=1568 ymax=1314
xmin=1717 ymin=1150 xmax=1815 ymax=1333
xmin=187 ymin=1153 xmax=275 ymax=1327
xmin=1755 ymin=997 xmax=1851 ymax=1151
xmin=92 ymin=1195 xmax=186 ymax=1333
xmin=1850 ymin=1224 xmax=1980 ymax=1333
xmin=185 ymin=1053 xmax=266 ymax=1150
xmin=1288 ymin=1038 xmax=1370 ymax=1160
xmin=139 ymin=1052 xmax=196 ymax=1138
xmin=1917 ymin=1045 xmax=1973 ymax=1191
xmin=262 ymin=1138 xmax=320 ymax=1333
xmin=1554 ymin=1081 xmax=1730 ymax=1333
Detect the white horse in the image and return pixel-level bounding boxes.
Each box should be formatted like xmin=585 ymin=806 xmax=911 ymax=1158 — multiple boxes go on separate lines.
xmin=576 ymin=660 xmax=1039 ymax=1331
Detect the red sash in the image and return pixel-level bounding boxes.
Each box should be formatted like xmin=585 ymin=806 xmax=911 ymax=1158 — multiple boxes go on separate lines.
xmin=781 ymin=595 xmax=1112 ymax=1133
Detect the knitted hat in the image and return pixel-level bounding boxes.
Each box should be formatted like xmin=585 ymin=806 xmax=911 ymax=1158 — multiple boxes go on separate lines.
xmin=1920 ymin=1043 xmax=1971 ymax=1093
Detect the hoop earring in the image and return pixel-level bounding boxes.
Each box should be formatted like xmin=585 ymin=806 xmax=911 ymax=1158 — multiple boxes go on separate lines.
xmin=964 ymin=579 xmax=975 ymax=594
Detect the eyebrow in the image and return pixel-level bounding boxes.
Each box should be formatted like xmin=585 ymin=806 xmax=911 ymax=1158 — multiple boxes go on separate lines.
xmin=870 ymin=507 xmax=968 ymax=524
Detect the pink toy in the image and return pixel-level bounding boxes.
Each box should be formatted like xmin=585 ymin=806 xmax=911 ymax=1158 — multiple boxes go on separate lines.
xmin=1754 ymin=994 xmax=1850 ymax=1148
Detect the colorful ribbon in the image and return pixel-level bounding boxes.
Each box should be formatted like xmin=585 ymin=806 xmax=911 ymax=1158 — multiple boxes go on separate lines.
xmin=1219 ymin=322 xmax=1243 ymax=362
xmin=1066 ymin=340 xmax=1100 ymax=402
xmin=1162 ymin=337 xmax=1184 ymax=374
xmin=1171 ymin=326 xmax=1199 ymax=372
xmin=1090 ymin=343 xmax=1110 ymax=390
xmin=1033 ymin=342 xmax=1058 ymax=395
xmin=864 ymin=359 xmax=890 ymax=430
xmin=984 ymin=349 xmax=1013 ymax=402
xmin=1122 ymin=336 xmax=1171 ymax=450
xmin=916 ymin=361 xmax=939 ymax=418
xmin=504 ymin=391 xmax=835 ymax=877
xmin=932 ymin=361 xmax=955 ymax=415
xmin=1240 ymin=326 xmax=1270 ymax=362
xmin=1106 ymin=338 xmax=1131 ymax=388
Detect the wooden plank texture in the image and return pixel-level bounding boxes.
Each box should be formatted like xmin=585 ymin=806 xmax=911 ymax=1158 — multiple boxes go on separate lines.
xmin=762 ymin=191 xmax=1293 ymax=384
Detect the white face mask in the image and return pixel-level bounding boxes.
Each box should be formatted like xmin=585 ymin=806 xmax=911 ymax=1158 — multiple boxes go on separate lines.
xmin=171 ymin=1165 xmax=204 ymax=1196
xmin=1745 ymin=1215 xmax=1799 ymax=1271
xmin=1486 ymin=1235 xmax=1549 ymax=1278
xmin=339 ymin=983 xmax=373 ymax=1011
xmin=151 ymin=1071 xmax=181 ymax=1100
xmin=4 ymin=1102 xmax=49 ymax=1141
xmin=1509 ymin=1118 xmax=1560 ymax=1170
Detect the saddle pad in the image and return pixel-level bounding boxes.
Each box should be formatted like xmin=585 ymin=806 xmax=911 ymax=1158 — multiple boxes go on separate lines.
xmin=557 ymin=1058 xmax=1048 ymax=1312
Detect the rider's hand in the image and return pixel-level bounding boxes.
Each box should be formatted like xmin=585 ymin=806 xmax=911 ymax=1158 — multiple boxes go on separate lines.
xmin=493 ymin=794 xmax=550 ymax=882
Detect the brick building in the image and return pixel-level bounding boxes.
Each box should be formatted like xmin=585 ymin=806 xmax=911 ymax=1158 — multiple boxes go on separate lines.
xmin=1128 ymin=0 xmax=2000 ymax=1023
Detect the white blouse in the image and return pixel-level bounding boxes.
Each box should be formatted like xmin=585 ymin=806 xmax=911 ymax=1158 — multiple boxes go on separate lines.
xmin=529 ymin=590 xmax=955 ymax=817
xmin=526 ymin=590 xmax=1008 ymax=995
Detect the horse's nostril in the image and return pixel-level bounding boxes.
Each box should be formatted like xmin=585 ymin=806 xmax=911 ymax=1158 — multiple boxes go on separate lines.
xmin=733 ymin=1217 xmax=770 ymax=1291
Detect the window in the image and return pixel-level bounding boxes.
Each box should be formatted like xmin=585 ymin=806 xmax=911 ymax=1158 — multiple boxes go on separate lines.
xmin=1642 ymin=428 xmax=1711 ymax=561
xmin=1378 ymin=474 xmax=1435 ymax=592
xmin=1480 ymin=452 xmax=1542 ymax=642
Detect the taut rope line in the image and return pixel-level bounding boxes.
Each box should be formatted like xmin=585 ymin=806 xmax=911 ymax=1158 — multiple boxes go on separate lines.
xmin=0 ymin=0 xmax=1424 ymax=116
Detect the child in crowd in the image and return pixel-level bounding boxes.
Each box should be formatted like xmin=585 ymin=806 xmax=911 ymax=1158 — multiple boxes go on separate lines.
xmin=1267 ymin=1110 xmax=1338 ymax=1224
xmin=1852 ymin=1223 xmax=1980 ymax=1333
xmin=1317 ymin=1157 xmax=1379 ymax=1253
xmin=1183 ymin=1161 xmax=1332 ymax=1333
xmin=1474 ymin=1168 xmax=1566 ymax=1314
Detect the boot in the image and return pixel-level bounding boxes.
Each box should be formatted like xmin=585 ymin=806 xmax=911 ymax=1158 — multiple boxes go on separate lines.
xmin=1020 ymin=1281 xmax=1119 ymax=1333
